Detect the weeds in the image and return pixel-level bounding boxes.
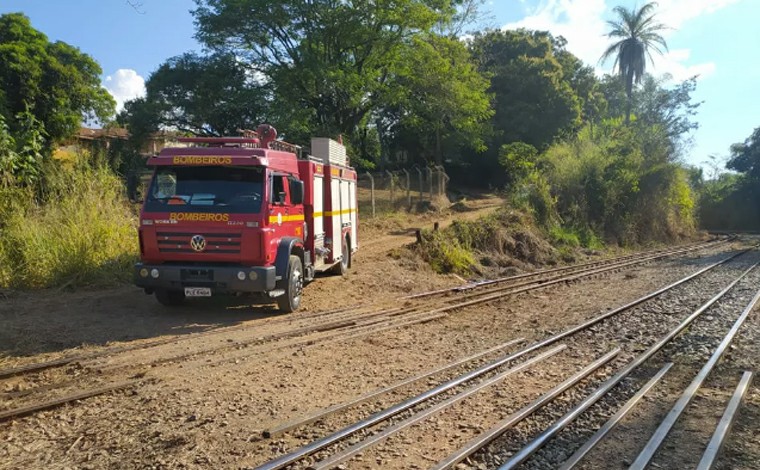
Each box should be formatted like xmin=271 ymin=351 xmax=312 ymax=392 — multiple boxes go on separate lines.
xmin=417 ymin=229 xmax=476 ymax=275
xmin=415 ymin=206 xmax=559 ymax=276
xmin=0 ymin=158 xmax=137 ymax=289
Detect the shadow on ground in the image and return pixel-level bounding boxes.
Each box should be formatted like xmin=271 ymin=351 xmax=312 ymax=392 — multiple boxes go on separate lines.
xmin=0 ymin=285 xmax=284 ymax=359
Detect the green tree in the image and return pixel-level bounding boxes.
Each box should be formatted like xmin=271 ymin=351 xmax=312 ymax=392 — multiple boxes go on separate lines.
xmin=554 ymin=37 xmax=607 ymax=129
xmin=498 ymin=141 xmax=538 ymax=187
xmin=0 ymin=13 xmax=115 ymax=145
xmin=600 ymin=2 xmax=668 ymax=123
xmin=184 ymin=1 xmax=491 ymax=169
xmin=699 ymin=127 xmax=760 ymax=231
xmin=193 ymin=0 xmax=459 ymax=141
xmin=380 ymin=34 xmax=492 ymax=165
xmin=120 ymin=52 xmax=270 ymax=139
xmin=470 ymin=30 xmax=581 ymax=150
xmin=633 ymin=74 xmax=701 ymax=162
xmin=728 ymin=126 xmax=760 ymax=180
xmin=457 ymin=29 xmax=580 ymax=188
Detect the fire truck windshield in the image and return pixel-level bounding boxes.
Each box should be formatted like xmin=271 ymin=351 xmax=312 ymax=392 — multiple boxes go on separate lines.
xmin=145 ymin=166 xmax=264 ymax=213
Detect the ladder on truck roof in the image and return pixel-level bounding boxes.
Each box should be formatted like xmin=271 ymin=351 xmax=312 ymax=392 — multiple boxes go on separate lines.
xmin=176 ymin=131 xmax=302 ymax=157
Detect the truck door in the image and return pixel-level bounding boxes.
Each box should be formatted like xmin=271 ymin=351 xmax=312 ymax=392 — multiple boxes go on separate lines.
xmin=268 ymin=173 xmax=305 ymax=241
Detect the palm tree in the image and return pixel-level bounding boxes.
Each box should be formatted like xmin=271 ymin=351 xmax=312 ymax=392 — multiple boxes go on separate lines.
xmin=600 ymin=2 xmax=668 ymax=123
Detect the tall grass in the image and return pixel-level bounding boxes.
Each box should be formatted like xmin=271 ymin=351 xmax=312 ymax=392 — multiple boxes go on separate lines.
xmin=0 ymin=160 xmax=138 ymax=289
xmin=538 ymin=120 xmax=696 ymax=245
xmin=415 ymin=207 xmax=559 ymax=275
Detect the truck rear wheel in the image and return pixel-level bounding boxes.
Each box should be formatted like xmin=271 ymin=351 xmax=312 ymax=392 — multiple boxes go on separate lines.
xmin=277 ymin=255 xmax=303 ymax=313
xmin=331 ymin=235 xmax=350 ymax=276
xmin=155 ymin=289 xmax=185 ymax=307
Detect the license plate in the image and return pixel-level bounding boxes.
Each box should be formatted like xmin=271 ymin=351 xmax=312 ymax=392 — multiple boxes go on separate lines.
xmin=184 ymin=287 xmax=212 ymax=297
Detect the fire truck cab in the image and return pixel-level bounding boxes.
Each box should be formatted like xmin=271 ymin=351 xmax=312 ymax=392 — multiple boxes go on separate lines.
xmin=134 ymin=125 xmax=358 ymax=312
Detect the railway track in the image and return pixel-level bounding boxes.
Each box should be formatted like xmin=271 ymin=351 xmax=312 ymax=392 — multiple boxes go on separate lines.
xmin=0 ymin=238 xmax=724 ymax=380
xmin=0 ymin=239 xmax=740 ymax=436
xmin=227 ymin=245 xmax=757 ymax=470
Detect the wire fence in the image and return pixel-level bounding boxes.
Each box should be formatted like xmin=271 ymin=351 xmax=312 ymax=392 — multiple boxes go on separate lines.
xmin=358 ymin=166 xmax=449 ymax=217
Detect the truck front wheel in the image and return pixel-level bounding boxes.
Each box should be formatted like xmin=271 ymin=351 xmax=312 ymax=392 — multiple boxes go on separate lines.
xmin=277 ymin=255 xmax=303 ymax=313
xmin=155 ymin=289 xmax=185 ymax=307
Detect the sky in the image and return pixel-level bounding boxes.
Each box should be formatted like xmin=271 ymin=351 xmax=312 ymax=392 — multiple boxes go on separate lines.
xmin=1 ymin=0 xmax=757 ymax=170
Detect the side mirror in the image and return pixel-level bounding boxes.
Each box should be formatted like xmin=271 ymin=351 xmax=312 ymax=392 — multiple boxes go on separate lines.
xmin=291 ymin=180 xmax=304 ymax=205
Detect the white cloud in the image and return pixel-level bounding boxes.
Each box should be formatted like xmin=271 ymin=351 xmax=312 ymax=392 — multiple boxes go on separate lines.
xmin=503 ymin=0 xmax=739 ymax=82
xmin=504 ymin=0 xmax=608 ymax=67
xmin=655 ymin=0 xmax=741 ymax=30
xmin=651 ymin=48 xmax=717 ymax=81
xmin=103 ymin=69 xmax=146 ymax=113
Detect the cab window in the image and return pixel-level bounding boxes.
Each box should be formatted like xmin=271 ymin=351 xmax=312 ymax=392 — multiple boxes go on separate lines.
xmin=271 ymin=174 xmax=289 ymax=204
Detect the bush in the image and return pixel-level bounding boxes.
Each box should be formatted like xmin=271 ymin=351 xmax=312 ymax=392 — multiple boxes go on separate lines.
xmin=417 ymin=229 xmax=476 ymax=275
xmin=0 ymin=160 xmax=138 ymax=289
xmin=538 ymin=120 xmax=696 ymax=245
xmin=548 ymin=226 xmax=580 ymax=247
xmin=414 ymin=206 xmax=559 ymax=276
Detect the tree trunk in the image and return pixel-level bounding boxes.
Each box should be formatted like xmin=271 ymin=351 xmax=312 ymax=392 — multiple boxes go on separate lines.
xmin=625 ymin=70 xmax=634 ymax=124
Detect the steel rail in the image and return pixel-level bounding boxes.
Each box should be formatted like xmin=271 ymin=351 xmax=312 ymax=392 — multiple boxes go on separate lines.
xmin=427 ymin=245 xmax=740 ymax=316
xmin=431 ymin=347 xmax=624 ymax=470
xmin=500 ymin=261 xmax=760 ymax=470
xmin=0 ymin=380 xmax=138 ymax=422
xmin=312 ymin=247 xmax=747 ymax=354
xmin=94 ymin=305 xmax=423 ymax=373
xmin=253 ymin=250 xmax=747 ymax=470
xmin=312 ymin=347 xmax=617 ymax=470
xmin=263 ymin=337 xmax=527 ymax=438
xmin=630 ymin=284 xmax=760 ymax=470
xmin=406 ymin=239 xmax=724 ymax=300
xmin=435 ymin=257 xmax=758 ymax=470
xmin=424 ymin=241 xmax=719 ymax=309
xmin=194 ymin=311 xmax=451 ymax=374
xmin=27 ymin=241 xmax=724 ymax=387
xmin=0 ymin=302 xmax=368 ymax=380
xmin=0 ymin=240 xmax=725 ymax=383
xmin=310 ymin=245 xmax=730 ymax=350
xmin=696 ymin=371 xmax=754 ymax=470
xmin=228 ymin=245 xmax=743 ymax=374
xmin=559 ymin=363 xmax=673 ymax=470
xmin=5 ymin=247 xmax=748 ymax=425
xmin=253 ymin=347 xmax=581 ymax=470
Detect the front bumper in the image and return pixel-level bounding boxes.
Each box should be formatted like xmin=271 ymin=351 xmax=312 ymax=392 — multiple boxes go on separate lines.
xmin=134 ymin=263 xmax=277 ymax=293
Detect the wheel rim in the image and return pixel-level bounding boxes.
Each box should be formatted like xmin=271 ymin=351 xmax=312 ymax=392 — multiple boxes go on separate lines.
xmin=292 ymin=268 xmax=303 ymax=304
xmin=342 ymin=239 xmax=349 ymax=268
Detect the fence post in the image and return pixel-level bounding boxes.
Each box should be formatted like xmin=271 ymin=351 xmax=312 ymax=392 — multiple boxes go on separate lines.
xmin=436 ymin=165 xmax=449 ymax=197
xmin=366 ymin=172 xmax=375 ymax=218
xmin=402 ymin=169 xmax=411 ymax=208
xmin=426 ymin=166 xmax=434 ymax=200
xmin=386 ymin=170 xmax=394 ymax=207
xmin=414 ymin=166 xmax=423 ymax=203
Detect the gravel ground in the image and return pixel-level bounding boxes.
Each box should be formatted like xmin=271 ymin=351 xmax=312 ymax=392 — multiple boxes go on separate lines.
xmin=0 ymin=239 xmax=754 ymax=470
xmin=473 ymin=248 xmax=760 ymax=470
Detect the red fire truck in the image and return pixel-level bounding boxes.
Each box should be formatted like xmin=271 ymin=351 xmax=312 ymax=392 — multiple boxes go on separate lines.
xmin=134 ymin=125 xmax=358 ymax=312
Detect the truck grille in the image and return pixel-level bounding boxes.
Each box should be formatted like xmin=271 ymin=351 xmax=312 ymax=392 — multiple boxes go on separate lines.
xmin=156 ymin=232 xmax=241 ymax=254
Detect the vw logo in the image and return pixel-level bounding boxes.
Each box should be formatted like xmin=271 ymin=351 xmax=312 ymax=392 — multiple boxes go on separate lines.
xmin=190 ymin=234 xmax=207 ymax=252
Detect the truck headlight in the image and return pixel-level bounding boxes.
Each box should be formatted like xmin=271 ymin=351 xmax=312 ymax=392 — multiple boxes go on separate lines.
xmin=150 ymin=268 xmax=160 ymax=279
xmin=249 ymin=271 xmax=258 ymax=281
xmin=237 ymin=271 xmax=246 ymax=281
xmin=139 ymin=268 xmax=149 ymax=278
